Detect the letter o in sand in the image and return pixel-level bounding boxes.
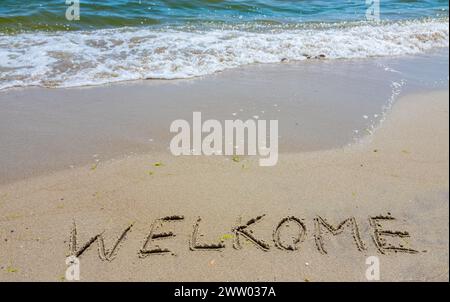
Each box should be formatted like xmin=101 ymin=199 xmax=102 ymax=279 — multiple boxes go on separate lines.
xmin=273 ymin=216 xmax=307 ymax=251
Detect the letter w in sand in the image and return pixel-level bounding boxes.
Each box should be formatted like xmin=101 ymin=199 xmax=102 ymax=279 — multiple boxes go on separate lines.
xmin=69 ymin=220 xmax=133 ymax=262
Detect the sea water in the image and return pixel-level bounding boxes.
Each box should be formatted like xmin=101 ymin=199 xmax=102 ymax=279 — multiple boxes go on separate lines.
xmin=0 ymin=0 xmax=448 ymax=90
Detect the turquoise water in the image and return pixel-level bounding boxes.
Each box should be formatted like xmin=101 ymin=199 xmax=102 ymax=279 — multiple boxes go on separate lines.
xmin=0 ymin=0 xmax=448 ymax=32
xmin=0 ymin=1 xmax=448 ymax=89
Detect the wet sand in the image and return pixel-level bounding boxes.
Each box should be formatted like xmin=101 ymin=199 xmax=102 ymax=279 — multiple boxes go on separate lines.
xmin=0 ymin=89 xmax=448 ymax=282
xmin=0 ymin=50 xmax=448 ymax=184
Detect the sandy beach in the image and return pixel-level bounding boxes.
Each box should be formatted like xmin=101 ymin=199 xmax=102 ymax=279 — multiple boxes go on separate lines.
xmin=1 ymin=0 xmax=450 ymax=289
xmin=0 ymin=87 xmax=448 ymax=281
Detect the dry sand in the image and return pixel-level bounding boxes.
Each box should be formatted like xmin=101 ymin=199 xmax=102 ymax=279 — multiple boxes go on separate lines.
xmin=0 ymin=90 xmax=448 ymax=282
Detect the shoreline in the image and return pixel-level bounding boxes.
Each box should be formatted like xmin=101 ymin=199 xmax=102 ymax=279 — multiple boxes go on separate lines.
xmin=1 ymin=17 xmax=448 ymax=91
xmin=0 ymin=89 xmax=448 ymax=281
xmin=0 ymin=47 xmax=448 ymax=94
xmin=1 ymin=50 xmax=448 ymax=184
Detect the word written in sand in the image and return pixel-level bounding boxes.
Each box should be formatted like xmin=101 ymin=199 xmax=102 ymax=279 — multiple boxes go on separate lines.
xmin=68 ymin=213 xmax=419 ymax=261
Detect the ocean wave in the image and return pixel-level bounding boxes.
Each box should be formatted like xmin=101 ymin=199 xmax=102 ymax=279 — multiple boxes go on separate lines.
xmin=0 ymin=18 xmax=448 ymax=90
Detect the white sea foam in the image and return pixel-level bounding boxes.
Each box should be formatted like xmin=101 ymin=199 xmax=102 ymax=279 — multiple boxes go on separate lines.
xmin=0 ymin=18 xmax=448 ymax=90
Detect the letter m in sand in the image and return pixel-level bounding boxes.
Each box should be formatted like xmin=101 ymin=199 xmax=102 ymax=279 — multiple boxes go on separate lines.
xmin=314 ymin=216 xmax=366 ymax=254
